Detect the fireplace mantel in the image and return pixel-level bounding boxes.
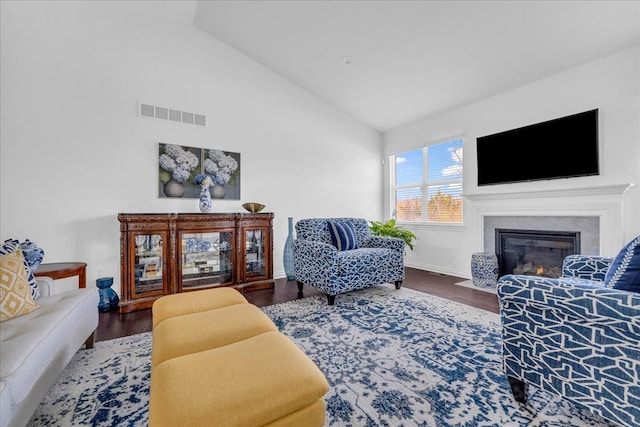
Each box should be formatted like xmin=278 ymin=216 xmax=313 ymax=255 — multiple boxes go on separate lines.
xmin=468 ymin=183 xmax=634 ymax=257
xmin=465 ymin=183 xmax=634 ymax=201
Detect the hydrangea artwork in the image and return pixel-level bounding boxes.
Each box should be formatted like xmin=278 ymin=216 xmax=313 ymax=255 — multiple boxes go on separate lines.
xmin=158 ymin=143 xmax=240 ymax=199
xmin=159 ymin=144 xmax=199 ymax=183
xmin=203 ymin=150 xmax=239 ymax=185
xmin=158 ymin=143 xmax=200 ymax=198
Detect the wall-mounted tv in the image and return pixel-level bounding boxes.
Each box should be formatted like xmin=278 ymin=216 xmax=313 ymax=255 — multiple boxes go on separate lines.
xmin=476 ymin=109 xmax=599 ymax=186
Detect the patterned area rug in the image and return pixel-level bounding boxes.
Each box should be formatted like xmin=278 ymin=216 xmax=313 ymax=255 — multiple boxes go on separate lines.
xmin=28 ymin=284 xmax=616 ymax=426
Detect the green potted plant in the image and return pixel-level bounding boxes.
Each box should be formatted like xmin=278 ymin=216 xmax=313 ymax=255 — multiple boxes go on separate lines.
xmin=368 ymin=219 xmax=417 ymax=252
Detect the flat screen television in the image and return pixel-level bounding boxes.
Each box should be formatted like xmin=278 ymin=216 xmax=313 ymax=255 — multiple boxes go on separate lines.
xmin=476 ymin=109 xmax=599 ymax=186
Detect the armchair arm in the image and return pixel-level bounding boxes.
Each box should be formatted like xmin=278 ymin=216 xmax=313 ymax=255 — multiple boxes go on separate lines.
xmin=562 ymin=255 xmax=614 ymax=281
xmin=498 ymin=274 xmax=640 ymax=341
xmin=361 ymin=236 xmax=404 ymax=253
xmin=292 ymin=240 xmax=339 ymax=292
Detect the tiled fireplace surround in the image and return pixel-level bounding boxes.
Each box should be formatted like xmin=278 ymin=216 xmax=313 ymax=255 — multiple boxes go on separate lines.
xmin=467 ymin=184 xmax=633 ymax=259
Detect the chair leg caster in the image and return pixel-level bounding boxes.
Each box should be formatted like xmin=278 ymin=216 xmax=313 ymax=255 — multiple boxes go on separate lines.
xmin=508 ymin=376 xmax=528 ymax=403
xmin=327 ymin=294 xmax=336 ymax=305
xmin=395 ymin=280 xmax=403 ymax=289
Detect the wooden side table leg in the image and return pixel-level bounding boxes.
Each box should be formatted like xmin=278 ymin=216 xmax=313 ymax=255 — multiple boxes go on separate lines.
xmin=79 ymin=265 xmax=87 ymax=288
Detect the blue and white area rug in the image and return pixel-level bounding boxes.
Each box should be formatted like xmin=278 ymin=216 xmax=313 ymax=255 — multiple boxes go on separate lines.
xmin=29 ymin=284 xmax=616 ymax=426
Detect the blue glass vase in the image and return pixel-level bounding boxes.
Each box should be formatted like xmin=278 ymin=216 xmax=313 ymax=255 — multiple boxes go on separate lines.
xmin=283 ymin=217 xmax=295 ymax=280
xmin=97 ymin=277 xmax=119 ymax=312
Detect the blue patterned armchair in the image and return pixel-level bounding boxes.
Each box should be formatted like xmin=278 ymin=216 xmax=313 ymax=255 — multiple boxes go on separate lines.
xmin=497 ymin=254 xmax=640 ymax=426
xmin=292 ymin=218 xmax=405 ymax=305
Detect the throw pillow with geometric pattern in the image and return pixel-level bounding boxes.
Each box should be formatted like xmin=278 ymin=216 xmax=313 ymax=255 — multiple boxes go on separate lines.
xmin=0 ymin=249 xmax=40 ymax=321
xmin=0 ymin=239 xmax=40 ymax=299
xmin=604 ymin=235 xmax=640 ymax=292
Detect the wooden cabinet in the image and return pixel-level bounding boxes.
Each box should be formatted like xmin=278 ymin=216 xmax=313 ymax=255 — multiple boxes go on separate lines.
xmin=118 ymin=213 xmax=274 ymax=313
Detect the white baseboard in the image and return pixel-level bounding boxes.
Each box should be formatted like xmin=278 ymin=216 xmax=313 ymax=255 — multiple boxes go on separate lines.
xmin=404 ymin=260 xmax=469 ymax=280
xmin=275 ymin=264 xmax=469 ymax=281
xmin=454 ymin=279 xmax=497 ymax=294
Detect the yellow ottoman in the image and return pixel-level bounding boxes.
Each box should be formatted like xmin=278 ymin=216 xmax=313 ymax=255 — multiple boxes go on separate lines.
xmin=149 ymin=331 xmax=329 ymax=427
xmin=152 ymin=303 xmax=278 ymax=367
xmin=152 ymin=287 xmax=247 ymax=329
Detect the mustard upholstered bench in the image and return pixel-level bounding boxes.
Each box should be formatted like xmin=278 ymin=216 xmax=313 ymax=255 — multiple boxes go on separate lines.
xmin=149 ymin=288 xmax=329 ymax=427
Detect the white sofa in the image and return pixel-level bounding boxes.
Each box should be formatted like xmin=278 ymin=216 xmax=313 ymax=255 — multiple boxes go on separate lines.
xmin=0 ymin=276 xmax=99 ymax=427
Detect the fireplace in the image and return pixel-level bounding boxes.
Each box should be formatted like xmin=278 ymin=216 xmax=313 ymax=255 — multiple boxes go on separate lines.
xmin=496 ymin=229 xmax=580 ymax=277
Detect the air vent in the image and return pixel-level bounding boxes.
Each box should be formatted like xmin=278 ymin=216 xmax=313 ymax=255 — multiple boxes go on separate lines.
xmin=139 ymin=103 xmax=206 ymax=127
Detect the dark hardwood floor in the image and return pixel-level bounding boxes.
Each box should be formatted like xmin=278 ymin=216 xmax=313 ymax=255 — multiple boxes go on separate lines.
xmin=96 ymin=267 xmax=499 ymax=343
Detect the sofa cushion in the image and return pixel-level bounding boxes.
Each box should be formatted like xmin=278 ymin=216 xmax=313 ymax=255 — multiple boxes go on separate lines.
xmin=0 ymin=250 xmax=39 ymax=321
xmin=0 ymin=241 xmax=39 ymax=300
xmin=152 ymin=303 xmax=278 ymax=367
xmin=150 ymin=331 xmax=328 ymax=427
xmin=337 ymin=247 xmax=396 ymax=276
xmin=0 ymin=288 xmax=98 ymax=407
xmin=328 ymin=220 xmax=359 ymax=251
xmin=152 ymin=287 xmax=248 ymax=329
xmin=605 ymin=235 xmax=640 ymax=292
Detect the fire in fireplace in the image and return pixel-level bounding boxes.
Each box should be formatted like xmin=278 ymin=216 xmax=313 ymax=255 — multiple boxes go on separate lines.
xmin=495 ymin=229 xmax=580 ymax=278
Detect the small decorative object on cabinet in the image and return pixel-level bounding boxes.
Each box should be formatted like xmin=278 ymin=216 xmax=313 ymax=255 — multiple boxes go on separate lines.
xmin=242 ymin=202 xmax=265 ymax=213
xmin=194 ymin=174 xmax=214 ymax=213
xmin=96 ymin=277 xmax=119 ymax=312
xmin=198 ymin=187 xmax=212 ymax=212
xmin=471 ymin=252 xmax=499 ymax=288
xmin=118 ymin=212 xmax=274 ymax=312
xmin=283 ymin=217 xmax=295 ymax=280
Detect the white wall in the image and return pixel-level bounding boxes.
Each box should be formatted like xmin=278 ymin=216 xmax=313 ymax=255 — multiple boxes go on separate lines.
xmin=384 ymin=46 xmax=640 ymax=278
xmin=0 ymin=1 xmax=383 ymax=293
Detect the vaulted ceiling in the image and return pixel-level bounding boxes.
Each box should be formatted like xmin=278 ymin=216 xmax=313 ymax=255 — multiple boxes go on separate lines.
xmin=194 ymin=1 xmax=640 ymax=132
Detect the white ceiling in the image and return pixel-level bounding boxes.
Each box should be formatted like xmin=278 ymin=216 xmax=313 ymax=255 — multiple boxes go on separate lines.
xmin=194 ymin=1 xmax=640 ymax=132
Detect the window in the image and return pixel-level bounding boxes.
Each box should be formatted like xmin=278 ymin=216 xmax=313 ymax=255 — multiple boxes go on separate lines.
xmin=391 ymin=138 xmax=463 ymax=223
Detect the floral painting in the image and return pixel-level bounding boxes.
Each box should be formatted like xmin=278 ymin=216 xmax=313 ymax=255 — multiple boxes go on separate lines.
xmin=158 ymin=143 xmax=241 ymax=200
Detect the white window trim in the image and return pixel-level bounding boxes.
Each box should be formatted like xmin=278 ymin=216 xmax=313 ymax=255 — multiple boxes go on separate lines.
xmin=389 ymin=136 xmax=464 ymax=225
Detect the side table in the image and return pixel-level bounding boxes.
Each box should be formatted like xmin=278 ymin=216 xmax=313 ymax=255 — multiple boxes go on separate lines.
xmin=34 ymin=262 xmax=87 ymax=288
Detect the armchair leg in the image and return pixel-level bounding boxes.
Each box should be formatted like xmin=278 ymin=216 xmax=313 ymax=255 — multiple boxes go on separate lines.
xmin=508 ymin=376 xmax=528 ymax=403
xmin=395 ymin=280 xmax=403 ymax=290
xmin=327 ymin=294 xmax=336 ymax=305
xmin=296 ymin=281 xmax=304 ymax=292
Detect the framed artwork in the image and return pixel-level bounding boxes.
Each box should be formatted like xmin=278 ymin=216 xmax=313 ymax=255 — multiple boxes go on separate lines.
xmin=158 ymin=143 xmax=241 ymax=200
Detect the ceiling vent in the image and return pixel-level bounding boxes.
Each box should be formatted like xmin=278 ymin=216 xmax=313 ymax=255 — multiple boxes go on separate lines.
xmin=139 ymin=103 xmax=206 ymax=127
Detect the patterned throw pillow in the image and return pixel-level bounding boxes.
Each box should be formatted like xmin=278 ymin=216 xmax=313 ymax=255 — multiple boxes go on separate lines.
xmin=604 ymin=235 xmax=640 ymax=292
xmin=0 ymin=240 xmax=40 ymax=299
xmin=0 ymin=250 xmax=40 ymax=321
xmin=328 ymin=221 xmax=359 ymax=251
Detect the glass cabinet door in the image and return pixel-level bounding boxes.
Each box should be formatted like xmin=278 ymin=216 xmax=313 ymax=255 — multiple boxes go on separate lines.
xmin=245 ymin=229 xmax=266 ymax=279
xmin=180 ymin=231 xmax=233 ymax=290
xmin=132 ymin=233 xmax=164 ymax=297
